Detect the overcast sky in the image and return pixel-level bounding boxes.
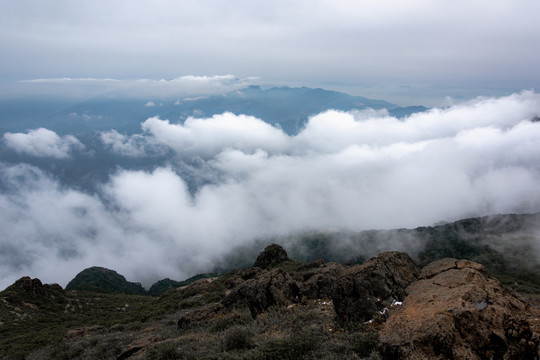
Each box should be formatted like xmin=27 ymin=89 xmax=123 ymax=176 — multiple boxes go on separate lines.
xmin=1 ymin=0 xmax=539 ymax=105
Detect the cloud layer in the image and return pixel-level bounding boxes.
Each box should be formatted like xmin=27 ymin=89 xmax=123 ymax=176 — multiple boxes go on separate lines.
xmin=1 ymin=91 xmax=540 ymax=290
xmin=3 ymin=128 xmax=84 ymax=158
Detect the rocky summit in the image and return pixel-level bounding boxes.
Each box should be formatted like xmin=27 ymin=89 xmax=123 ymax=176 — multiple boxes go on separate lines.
xmin=0 ymin=244 xmax=539 ymax=359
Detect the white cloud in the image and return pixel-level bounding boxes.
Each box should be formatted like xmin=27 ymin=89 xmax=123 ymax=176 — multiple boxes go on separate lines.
xmin=1 ymin=91 xmax=540 ymax=290
xmin=100 ymin=130 xmax=151 ymax=157
xmin=9 ymin=75 xmax=256 ymax=99
xmin=3 ymin=128 xmax=84 ymax=158
xmin=140 ymin=113 xmax=290 ymax=158
xmin=144 ymin=101 xmax=156 ymax=107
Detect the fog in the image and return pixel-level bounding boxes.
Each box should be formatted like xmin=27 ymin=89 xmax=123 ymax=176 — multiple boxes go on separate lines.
xmin=1 ymin=91 xmax=540 ymax=289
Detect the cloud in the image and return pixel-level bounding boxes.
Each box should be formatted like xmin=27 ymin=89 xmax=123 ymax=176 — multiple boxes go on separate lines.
xmin=1 ymin=91 xmax=540 ymax=290
xmin=3 ymin=128 xmax=84 ymax=158
xmin=10 ymin=75 xmax=256 ymax=99
xmin=99 ymin=130 xmax=149 ymax=157
xmin=139 ymin=113 xmax=290 ymax=158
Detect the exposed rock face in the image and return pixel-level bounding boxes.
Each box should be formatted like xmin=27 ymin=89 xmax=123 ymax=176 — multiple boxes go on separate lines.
xmin=222 ymin=268 xmax=300 ymax=318
xmin=331 ymin=251 xmax=419 ymax=322
xmin=300 ymin=262 xmax=344 ymax=299
xmin=223 ymin=267 xmax=264 ymax=289
xmin=253 ymin=244 xmax=289 ymax=269
xmin=379 ymin=258 xmax=540 ymax=359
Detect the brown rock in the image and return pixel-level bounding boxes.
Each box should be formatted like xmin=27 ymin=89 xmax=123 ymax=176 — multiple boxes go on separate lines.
xmin=380 ymin=258 xmax=539 ymax=359
xmin=331 ymin=251 xmax=419 ymax=322
xmin=222 ymin=268 xmax=300 ymax=318
xmin=300 ymin=262 xmax=344 ymax=299
xmin=223 ymin=267 xmax=264 ymax=289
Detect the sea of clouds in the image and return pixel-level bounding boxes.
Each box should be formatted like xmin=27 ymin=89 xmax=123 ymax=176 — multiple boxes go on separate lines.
xmin=1 ymin=91 xmax=540 ymax=289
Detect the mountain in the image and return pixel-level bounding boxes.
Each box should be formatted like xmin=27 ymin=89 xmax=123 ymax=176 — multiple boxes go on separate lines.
xmin=65 ymin=266 xmax=146 ymax=295
xmin=0 ymin=86 xmax=428 ymax=135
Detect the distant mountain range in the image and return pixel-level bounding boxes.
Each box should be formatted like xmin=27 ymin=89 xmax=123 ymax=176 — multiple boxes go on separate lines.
xmin=0 ymin=85 xmax=428 ymax=135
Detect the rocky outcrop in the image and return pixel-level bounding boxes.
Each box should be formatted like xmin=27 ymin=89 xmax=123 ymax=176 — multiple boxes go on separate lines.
xmin=223 ymin=267 xmax=264 ymax=289
xmin=379 ymin=258 xmax=540 ymax=359
xmin=253 ymin=244 xmax=289 ymax=269
xmin=300 ymin=262 xmax=344 ymax=299
xmin=4 ymin=277 xmax=63 ymax=297
xmin=331 ymin=251 xmax=419 ymax=322
xmin=222 ymin=268 xmax=300 ymax=318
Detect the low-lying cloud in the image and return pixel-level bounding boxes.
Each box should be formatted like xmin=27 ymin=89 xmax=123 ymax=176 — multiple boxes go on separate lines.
xmin=1 ymin=91 xmax=540 ymax=290
xmin=3 ymin=128 xmax=84 ymax=158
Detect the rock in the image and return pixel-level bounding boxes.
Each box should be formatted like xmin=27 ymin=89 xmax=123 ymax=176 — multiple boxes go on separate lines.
xmin=331 ymin=251 xmax=419 ymax=323
xmin=253 ymin=244 xmax=289 ymax=269
xmin=222 ymin=268 xmax=300 ymax=318
xmin=223 ymin=267 xmax=264 ymax=289
xmin=300 ymin=262 xmax=344 ymax=299
xmin=379 ymin=258 xmax=540 ymax=359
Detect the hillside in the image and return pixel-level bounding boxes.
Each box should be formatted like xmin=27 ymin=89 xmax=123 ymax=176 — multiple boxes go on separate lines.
xmin=1 ymin=241 xmax=539 ymax=359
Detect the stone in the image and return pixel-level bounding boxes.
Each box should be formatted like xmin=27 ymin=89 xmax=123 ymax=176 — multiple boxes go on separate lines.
xmin=379 ymin=258 xmax=539 ymax=359
xmin=331 ymin=251 xmax=419 ymax=323
xmin=222 ymin=268 xmax=300 ymax=318
xmin=300 ymin=262 xmax=344 ymax=299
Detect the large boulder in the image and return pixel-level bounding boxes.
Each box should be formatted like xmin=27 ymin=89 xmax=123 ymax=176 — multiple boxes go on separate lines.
xmin=222 ymin=268 xmax=300 ymax=318
xmin=379 ymin=258 xmax=540 ymax=359
xmin=300 ymin=261 xmax=344 ymax=299
xmin=331 ymin=251 xmax=419 ymax=322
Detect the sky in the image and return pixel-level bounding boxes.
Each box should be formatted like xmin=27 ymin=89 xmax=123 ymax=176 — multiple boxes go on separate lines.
xmin=1 ymin=0 xmax=540 ymax=105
